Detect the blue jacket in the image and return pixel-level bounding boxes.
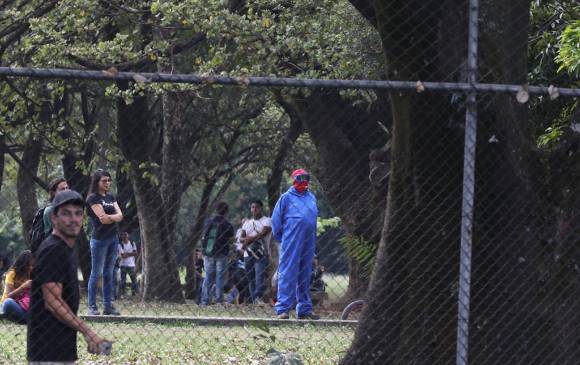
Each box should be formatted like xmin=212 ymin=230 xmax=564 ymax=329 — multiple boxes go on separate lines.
xmin=272 ymin=187 xmax=318 ymax=242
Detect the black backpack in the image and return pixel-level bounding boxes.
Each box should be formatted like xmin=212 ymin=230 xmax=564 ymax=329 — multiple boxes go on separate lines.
xmin=30 ymin=207 xmax=46 ymax=255
xmin=202 ymin=219 xmax=221 ymax=257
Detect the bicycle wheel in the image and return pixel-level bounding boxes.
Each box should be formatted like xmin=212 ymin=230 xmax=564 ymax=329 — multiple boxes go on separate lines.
xmin=341 ymin=299 xmax=365 ymax=320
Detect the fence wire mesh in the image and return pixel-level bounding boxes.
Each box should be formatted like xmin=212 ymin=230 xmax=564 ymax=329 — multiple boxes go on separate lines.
xmin=0 ymin=0 xmax=579 ymax=364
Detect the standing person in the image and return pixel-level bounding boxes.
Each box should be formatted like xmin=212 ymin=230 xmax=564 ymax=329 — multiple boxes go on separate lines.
xmin=200 ymin=201 xmax=235 ymax=305
xmin=1 ymin=250 xmax=33 ymax=324
xmin=30 ymin=177 xmax=69 ymax=255
xmin=118 ymin=232 xmax=139 ymax=297
xmin=86 ymin=169 xmax=123 ymax=315
xmin=42 ymin=177 xmax=70 ymax=236
xmin=28 ymin=190 xmax=110 ymax=363
xmin=271 ymin=169 xmax=319 ymax=320
xmin=240 ymin=200 xmax=272 ymax=305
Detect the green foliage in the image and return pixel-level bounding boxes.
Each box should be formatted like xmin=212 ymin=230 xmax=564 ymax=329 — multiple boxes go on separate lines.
xmin=339 ymin=235 xmax=376 ymax=277
xmin=0 ymin=211 xmax=25 ymax=256
xmin=556 ymin=20 xmax=580 ymax=76
xmin=528 ymin=0 xmax=580 ymax=149
xmin=317 ymin=216 xmax=341 ymax=236
xmin=537 ymin=126 xmax=565 ymax=149
xmin=528 ymin=0 xmax=580 ymax=84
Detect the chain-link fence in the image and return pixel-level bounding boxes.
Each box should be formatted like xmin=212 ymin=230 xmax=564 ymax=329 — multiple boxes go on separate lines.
xmin=1 ymin=0 xmax=579 ymax=364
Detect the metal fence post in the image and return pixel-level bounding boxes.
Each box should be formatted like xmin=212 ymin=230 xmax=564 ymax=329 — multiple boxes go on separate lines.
xmin=456 ymin=0 xmax=480 ymax=364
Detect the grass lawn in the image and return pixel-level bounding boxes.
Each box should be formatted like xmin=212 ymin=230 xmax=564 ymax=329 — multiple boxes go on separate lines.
xmin=0 ymin=274 xmax=353 ymax=364
xmin=1 ymin=320 xmax=354 ymax=364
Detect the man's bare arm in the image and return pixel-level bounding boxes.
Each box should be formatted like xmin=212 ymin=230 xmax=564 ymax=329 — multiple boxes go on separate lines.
xmin=42 ymin=282 xmax=106 ymax=353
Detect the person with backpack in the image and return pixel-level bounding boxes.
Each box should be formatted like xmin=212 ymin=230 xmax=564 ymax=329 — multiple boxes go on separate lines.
xmin=200 ymin=201 xmax=235 ymax=306
xmin=118 ymin=232 xmax=139 ymax=297
xmin=86 ymin=169 xmax=123 ymax=316
xmin=30 ymin=178 xmax=69 ymax=255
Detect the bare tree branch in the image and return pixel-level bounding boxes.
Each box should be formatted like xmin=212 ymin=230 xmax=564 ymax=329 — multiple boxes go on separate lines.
xmin=5 ymin=144 xmax=49 ymax=191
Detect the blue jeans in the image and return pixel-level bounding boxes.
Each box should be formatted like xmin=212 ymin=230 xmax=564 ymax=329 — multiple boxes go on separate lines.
xmin=88 ymin=236 xmax=119 ymax=311
xmin=201 ymin=255 xmax=228 ymax=305
xmin=244 ymin=255 xmax=269 ymax=302
xmin=2 ymin=298 xmax=27 ymax=324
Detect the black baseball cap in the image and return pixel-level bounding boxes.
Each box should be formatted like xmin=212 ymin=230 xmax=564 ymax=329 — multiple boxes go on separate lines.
xmin=51 ymin=190 xmax=84 ymax=210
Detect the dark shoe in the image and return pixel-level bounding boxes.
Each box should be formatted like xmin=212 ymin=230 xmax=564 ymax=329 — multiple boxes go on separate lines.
xmin=297 ymin=313 xmax=320 ymax=320
xmin=88 ymin=307 xmax=100 ymax=316
xmin=103 ymin=306 xmax=121 ymax=316
xmin=276 ymin=312 xmax=290 ymax=320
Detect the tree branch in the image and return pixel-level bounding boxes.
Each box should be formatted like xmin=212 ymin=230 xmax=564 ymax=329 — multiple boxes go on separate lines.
xmin=68 ymin=32 xmax=207 ymax=71
xmin=5 ymin=145 xmax=49 ymax=191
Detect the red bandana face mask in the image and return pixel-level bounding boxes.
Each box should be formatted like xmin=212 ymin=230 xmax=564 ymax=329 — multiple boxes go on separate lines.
xmin=293 ymin=180 xmax=309 ymax=193
xmin=291 ymin=169 xmax=310 ymax=193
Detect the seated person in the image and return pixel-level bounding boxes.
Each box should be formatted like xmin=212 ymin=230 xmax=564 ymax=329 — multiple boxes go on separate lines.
xmin=1 ymin=250 xmax=33 ymax=324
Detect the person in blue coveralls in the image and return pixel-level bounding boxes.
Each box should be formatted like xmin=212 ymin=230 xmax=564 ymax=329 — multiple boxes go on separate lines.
xmin=271 ymin=169 xmax=320 ymax=320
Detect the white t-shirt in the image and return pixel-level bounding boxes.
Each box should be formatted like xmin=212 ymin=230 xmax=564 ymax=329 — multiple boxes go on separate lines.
xmin=241 ymin=216 xmax=272 ymax=258
xmin=119 ymin=241 xmax=137 ymax=267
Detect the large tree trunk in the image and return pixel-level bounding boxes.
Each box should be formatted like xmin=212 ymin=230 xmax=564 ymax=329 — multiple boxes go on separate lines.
xmin=62 ymin=91 xmax=98 ymax=287
xmin=280 ymin=90 xmax=390 ymax=302
xmin=116 ymin=166 xmax=139 ymax=234
xmin=342 ymin=0 xmax=580 ymax=364
xmin=116 ymin=85 xmax=183 ymax=302
xmin=183 ymin=177 xmax=217 ymax=299
xmin=63 ymin=153 xmax=92 ymax=287
xmin=17 ymin=133 xmax=43 ymax=244
xmin=128 ymin=165 xmax=184 ymax=302
xmin=0 ymin=134 xmax=4 ymax=193
xmin=266 ymin=99 xmax=304 ymax=212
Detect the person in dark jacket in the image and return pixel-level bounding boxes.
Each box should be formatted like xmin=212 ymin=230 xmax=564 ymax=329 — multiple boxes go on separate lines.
xmin=200 ymin=201 xmax=235 ymax=305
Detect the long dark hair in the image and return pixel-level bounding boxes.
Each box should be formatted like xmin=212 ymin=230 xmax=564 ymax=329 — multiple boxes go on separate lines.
xmin=88 ymin=169 xmax=111 ymax=195
xmin=11 ymin=250 xmax=32 ymax=282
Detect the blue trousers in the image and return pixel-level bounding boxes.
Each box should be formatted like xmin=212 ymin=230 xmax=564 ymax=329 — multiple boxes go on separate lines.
xmin=275 ymin=225 xmax=316 ymax=316
xmin=88 ymin=236 xmax=119 ymax=311
xmin=2 ymin=298 xmax=27 ymax=324
xmin=201 ymin=255 xmax=228 ymax=305
xmin=244 ymin=255 xmax=269 ymax=302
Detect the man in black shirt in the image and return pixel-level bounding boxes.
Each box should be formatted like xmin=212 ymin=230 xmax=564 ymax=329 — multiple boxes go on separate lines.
xmin=28 ymin=190 xmax=109 ymax=363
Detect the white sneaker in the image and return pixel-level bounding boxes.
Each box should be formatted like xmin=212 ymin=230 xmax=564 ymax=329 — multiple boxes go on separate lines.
xmin=254 ymin=298 xmax=265 ymax=305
